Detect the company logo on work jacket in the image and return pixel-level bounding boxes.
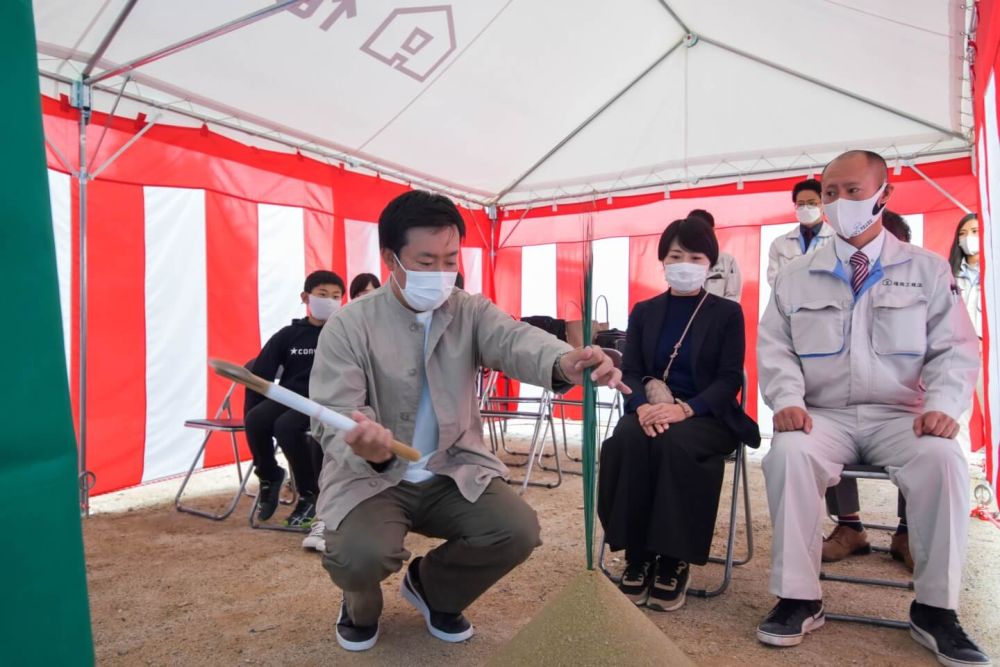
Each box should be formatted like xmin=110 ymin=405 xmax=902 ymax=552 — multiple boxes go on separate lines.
xmin=881 ymin=279 xmax=924 ymax=288
xmin=290 ymin=348 xmax=315 ymax=356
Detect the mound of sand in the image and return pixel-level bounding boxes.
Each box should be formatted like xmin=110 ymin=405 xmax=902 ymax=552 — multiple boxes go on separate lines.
xmin=489 ymin=570 xmax=696 ymax=666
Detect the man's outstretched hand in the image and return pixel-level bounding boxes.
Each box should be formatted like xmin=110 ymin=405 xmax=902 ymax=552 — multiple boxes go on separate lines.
xmin=558 ymin=346 xmax=632 ymax=394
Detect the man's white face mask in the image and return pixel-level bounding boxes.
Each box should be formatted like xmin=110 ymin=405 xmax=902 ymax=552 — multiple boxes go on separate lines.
xmin=824 ymin=183 xmax=888 ymax=239
xmin=795 ymin=205 xmax=823 ymax=226
xmin=392 ymin=254 xmax=457 ymax=312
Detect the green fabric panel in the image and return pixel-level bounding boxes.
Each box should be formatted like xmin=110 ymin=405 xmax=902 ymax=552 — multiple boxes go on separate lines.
xmin=0 ymin=1 xmax=95 ymax=664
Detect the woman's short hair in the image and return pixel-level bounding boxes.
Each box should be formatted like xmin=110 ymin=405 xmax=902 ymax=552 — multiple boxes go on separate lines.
xmin=657 ymin=217 xmax=720 ymax=266
xmin=349 ymin=272 xmax=381 ymax=299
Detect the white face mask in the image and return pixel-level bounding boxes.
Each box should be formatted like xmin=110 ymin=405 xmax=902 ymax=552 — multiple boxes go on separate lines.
xmin=795 ymin=205 xmax=822 ymax=225
xmin=307 ymin=295 xmax=340 ymax=321
xmin=392 ymin=254 xmax=457 ymax=312
xmin=824 ymin=183 xmax=888 ymax=239
xmin=663 ymin=262 xmax=708 ymax=293
xmin=959 ymin=233 xmax=979 ymax=257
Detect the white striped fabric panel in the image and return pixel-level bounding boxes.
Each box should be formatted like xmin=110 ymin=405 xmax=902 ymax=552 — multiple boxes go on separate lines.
xmin=592 ymin=237 xmax=630 ymax=408
xmin=48 ymin=169 xmax=72 ymax=381
xmin=756 ymin=223 xmax=796 ymax=439
xmin=519 ymin=244 xmax=558 ymax=399
xmin=979 ymin=73 xmax=1000 ymax=491
xmin=903 ymin=213 xmax=924 ymax=247
xmin=344 ymin=219 xmax=382 ymax=291
xmin=461 ymin=247 xmax=484 ymax=295
xmin=142 ymin=187 xmax=208 ymax=482
xmin=257 ymin=204 xmax=307 ymax=344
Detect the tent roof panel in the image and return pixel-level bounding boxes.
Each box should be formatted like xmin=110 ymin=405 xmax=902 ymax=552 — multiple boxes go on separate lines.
xmin=33 ymin=1 xmax=974 ymax=204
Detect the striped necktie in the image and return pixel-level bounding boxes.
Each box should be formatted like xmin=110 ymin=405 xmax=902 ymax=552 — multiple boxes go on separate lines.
xmin=850 ymin=251 xmax=869 ymax=295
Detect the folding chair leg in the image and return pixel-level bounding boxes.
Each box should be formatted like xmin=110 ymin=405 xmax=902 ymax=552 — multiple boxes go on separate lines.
xmin=511 ymin=400 xmax=563 ymax=492
xmin=690 ymin=446 xmax=743 ymax=598
xmin=175 ymin=431 xmax=253 ymax=521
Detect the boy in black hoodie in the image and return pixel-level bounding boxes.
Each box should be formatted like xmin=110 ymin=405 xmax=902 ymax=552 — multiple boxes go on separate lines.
xmin=246 ymin=270 xmax=345 ymax=527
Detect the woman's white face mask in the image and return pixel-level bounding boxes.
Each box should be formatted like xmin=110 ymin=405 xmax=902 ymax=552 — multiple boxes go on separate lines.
xmin=392 ymin=254 xmax=457 ymax=312
xmin=663 ymin=262 xmax=708 ymax=292
xmin=959 ymin=233 xmax=979 ymax=257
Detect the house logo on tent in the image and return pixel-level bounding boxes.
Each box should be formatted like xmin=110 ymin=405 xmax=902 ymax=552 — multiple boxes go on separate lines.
xmin=361 ymin=5 xmax=457 ymax=82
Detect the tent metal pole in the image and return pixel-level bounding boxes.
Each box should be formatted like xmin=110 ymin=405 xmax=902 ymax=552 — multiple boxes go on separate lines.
xmin=90 ymin=113 xmax=160 ymax=179
xmin=491 ymin=36 xmax=686 ymax=204
xmin=698 ymin=35 xmax=968 ymax=143
xmin=496 ymin=146 xmax=971 ymax=208
xmin=90 ymin=74 xmax=132 ymax=169
xmin=72 ymin=80 xmax=93 ymax=517
xmin=44 ymin=137 xmax=74 ymax=174
xmin=38 ymin=70 xmax=493 ymax=208
xmin=81 ymin=0 xmax=139 ymax=78
xmin=656 ymin=1 xmax=690 ymax=33
xmin=87 ymin=0 xmax=301 ymax=85
xmin=486 ymin=205 xmax=498 ymax=300
xmin=905 ymin=161 xmax=973 ymax=214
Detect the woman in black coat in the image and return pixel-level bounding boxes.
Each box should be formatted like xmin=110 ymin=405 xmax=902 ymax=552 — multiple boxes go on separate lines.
xmin=598 ymin=216 xmax=760 ymax=612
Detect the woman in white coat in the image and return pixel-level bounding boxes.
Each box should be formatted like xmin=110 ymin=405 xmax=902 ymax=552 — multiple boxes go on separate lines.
xmin=949 ymin=213 xmax=984 ymax=457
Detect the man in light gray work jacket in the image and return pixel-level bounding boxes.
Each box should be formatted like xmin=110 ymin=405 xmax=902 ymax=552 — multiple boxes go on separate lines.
xmin=309 ymin=190 xmax=629 ymax=652
xmin=756 ymin=150 xmax=989 ymax=667
xmin=765 ymin=178 xmax=836 ymax=288
xmin=688 ymin=208 xmax=742 ymax=301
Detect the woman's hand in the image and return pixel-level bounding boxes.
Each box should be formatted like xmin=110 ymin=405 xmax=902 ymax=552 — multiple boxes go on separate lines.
xmin=636 ymin=403 xmax=688 ymax=437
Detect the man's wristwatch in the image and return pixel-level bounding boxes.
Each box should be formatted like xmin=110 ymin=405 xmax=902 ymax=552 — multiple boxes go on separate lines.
xmin=553 ymin=351 xmax=572 ymax=384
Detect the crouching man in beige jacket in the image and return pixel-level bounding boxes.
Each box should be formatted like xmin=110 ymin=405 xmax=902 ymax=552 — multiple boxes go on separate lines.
xmin=309 ymin=190 xmax=630 ymax=652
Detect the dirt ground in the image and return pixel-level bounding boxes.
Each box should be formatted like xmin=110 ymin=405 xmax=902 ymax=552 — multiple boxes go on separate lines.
xmin=84 ymin=434 xmax=1000 ymax=666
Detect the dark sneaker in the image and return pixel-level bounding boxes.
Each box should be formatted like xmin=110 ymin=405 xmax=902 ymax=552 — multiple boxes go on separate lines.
xmin=284 ymin=495 xmax=317 ymax=528
xmin=256 ymin=468 xmax=286 ymax=521
xmin=646 ymin=558 xmax=690 ymax=612
xmin=400 ymin=557 xmax=474 ymax=643
xmin=618 ymin=560 xmax=653 ymax=606
xmin=335 ymin=601 xmax=379 ymax=652
xmin=756 ymin=598 xmax=825 ymax=647
xmin=910 ymin=601 xmax=992 ymax=667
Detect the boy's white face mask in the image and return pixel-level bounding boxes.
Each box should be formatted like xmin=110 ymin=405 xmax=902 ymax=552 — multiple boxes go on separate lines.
xmin=392 ymin=254 xmax=457 ymax=312
xmin=307 ymin=295 xmax=340 ymax=321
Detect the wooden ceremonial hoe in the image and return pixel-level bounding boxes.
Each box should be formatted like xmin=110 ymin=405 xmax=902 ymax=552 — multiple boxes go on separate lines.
xmin=208 ymin=358 xmax=421 ymax=462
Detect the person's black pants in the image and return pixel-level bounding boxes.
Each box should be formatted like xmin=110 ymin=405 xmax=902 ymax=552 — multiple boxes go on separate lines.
xmin=598 ymin=413 xmax=737 ymax=565
xmin=245 ymin=399 xmax=322 ymax=497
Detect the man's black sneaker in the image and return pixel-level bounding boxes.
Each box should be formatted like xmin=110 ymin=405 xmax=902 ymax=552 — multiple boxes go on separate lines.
xmin=335 ymin=601 xmax=379 ymax=652
xmin=284 ymin=494 xmax=317 ymax=528
xmin=618 ymin=560 xmax=653 ymax=606
xmin=400 ymin=557 xmax=474 ymax=642
xmin=256 ymin=468 xmax=286 ymax=521
xmin=756 ymin=598 xmax=825 ymax=647
xmin=646 ymin=558 xmax=690 ymax=612
xmin=910 ymin=601 xmax=992 ymax=667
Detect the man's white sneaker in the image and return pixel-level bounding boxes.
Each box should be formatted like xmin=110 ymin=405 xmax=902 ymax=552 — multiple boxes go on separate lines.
xmin=302 ymin=520 xmax=325 ymax=552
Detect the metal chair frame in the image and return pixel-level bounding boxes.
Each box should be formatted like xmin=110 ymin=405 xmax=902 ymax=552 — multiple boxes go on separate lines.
xmin=821 ymin=464 xmax=912 ymax=630
xmin=174 ymin=382 xmax=254 ymax=520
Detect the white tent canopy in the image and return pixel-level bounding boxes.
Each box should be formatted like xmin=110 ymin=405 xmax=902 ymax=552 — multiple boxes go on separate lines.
xmin=34 ymin=0 xmax=974 ymax=205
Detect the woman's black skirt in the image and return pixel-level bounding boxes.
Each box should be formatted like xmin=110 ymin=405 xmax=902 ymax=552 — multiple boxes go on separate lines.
xmin=598 ymin=412 xmax=738 ymax=565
